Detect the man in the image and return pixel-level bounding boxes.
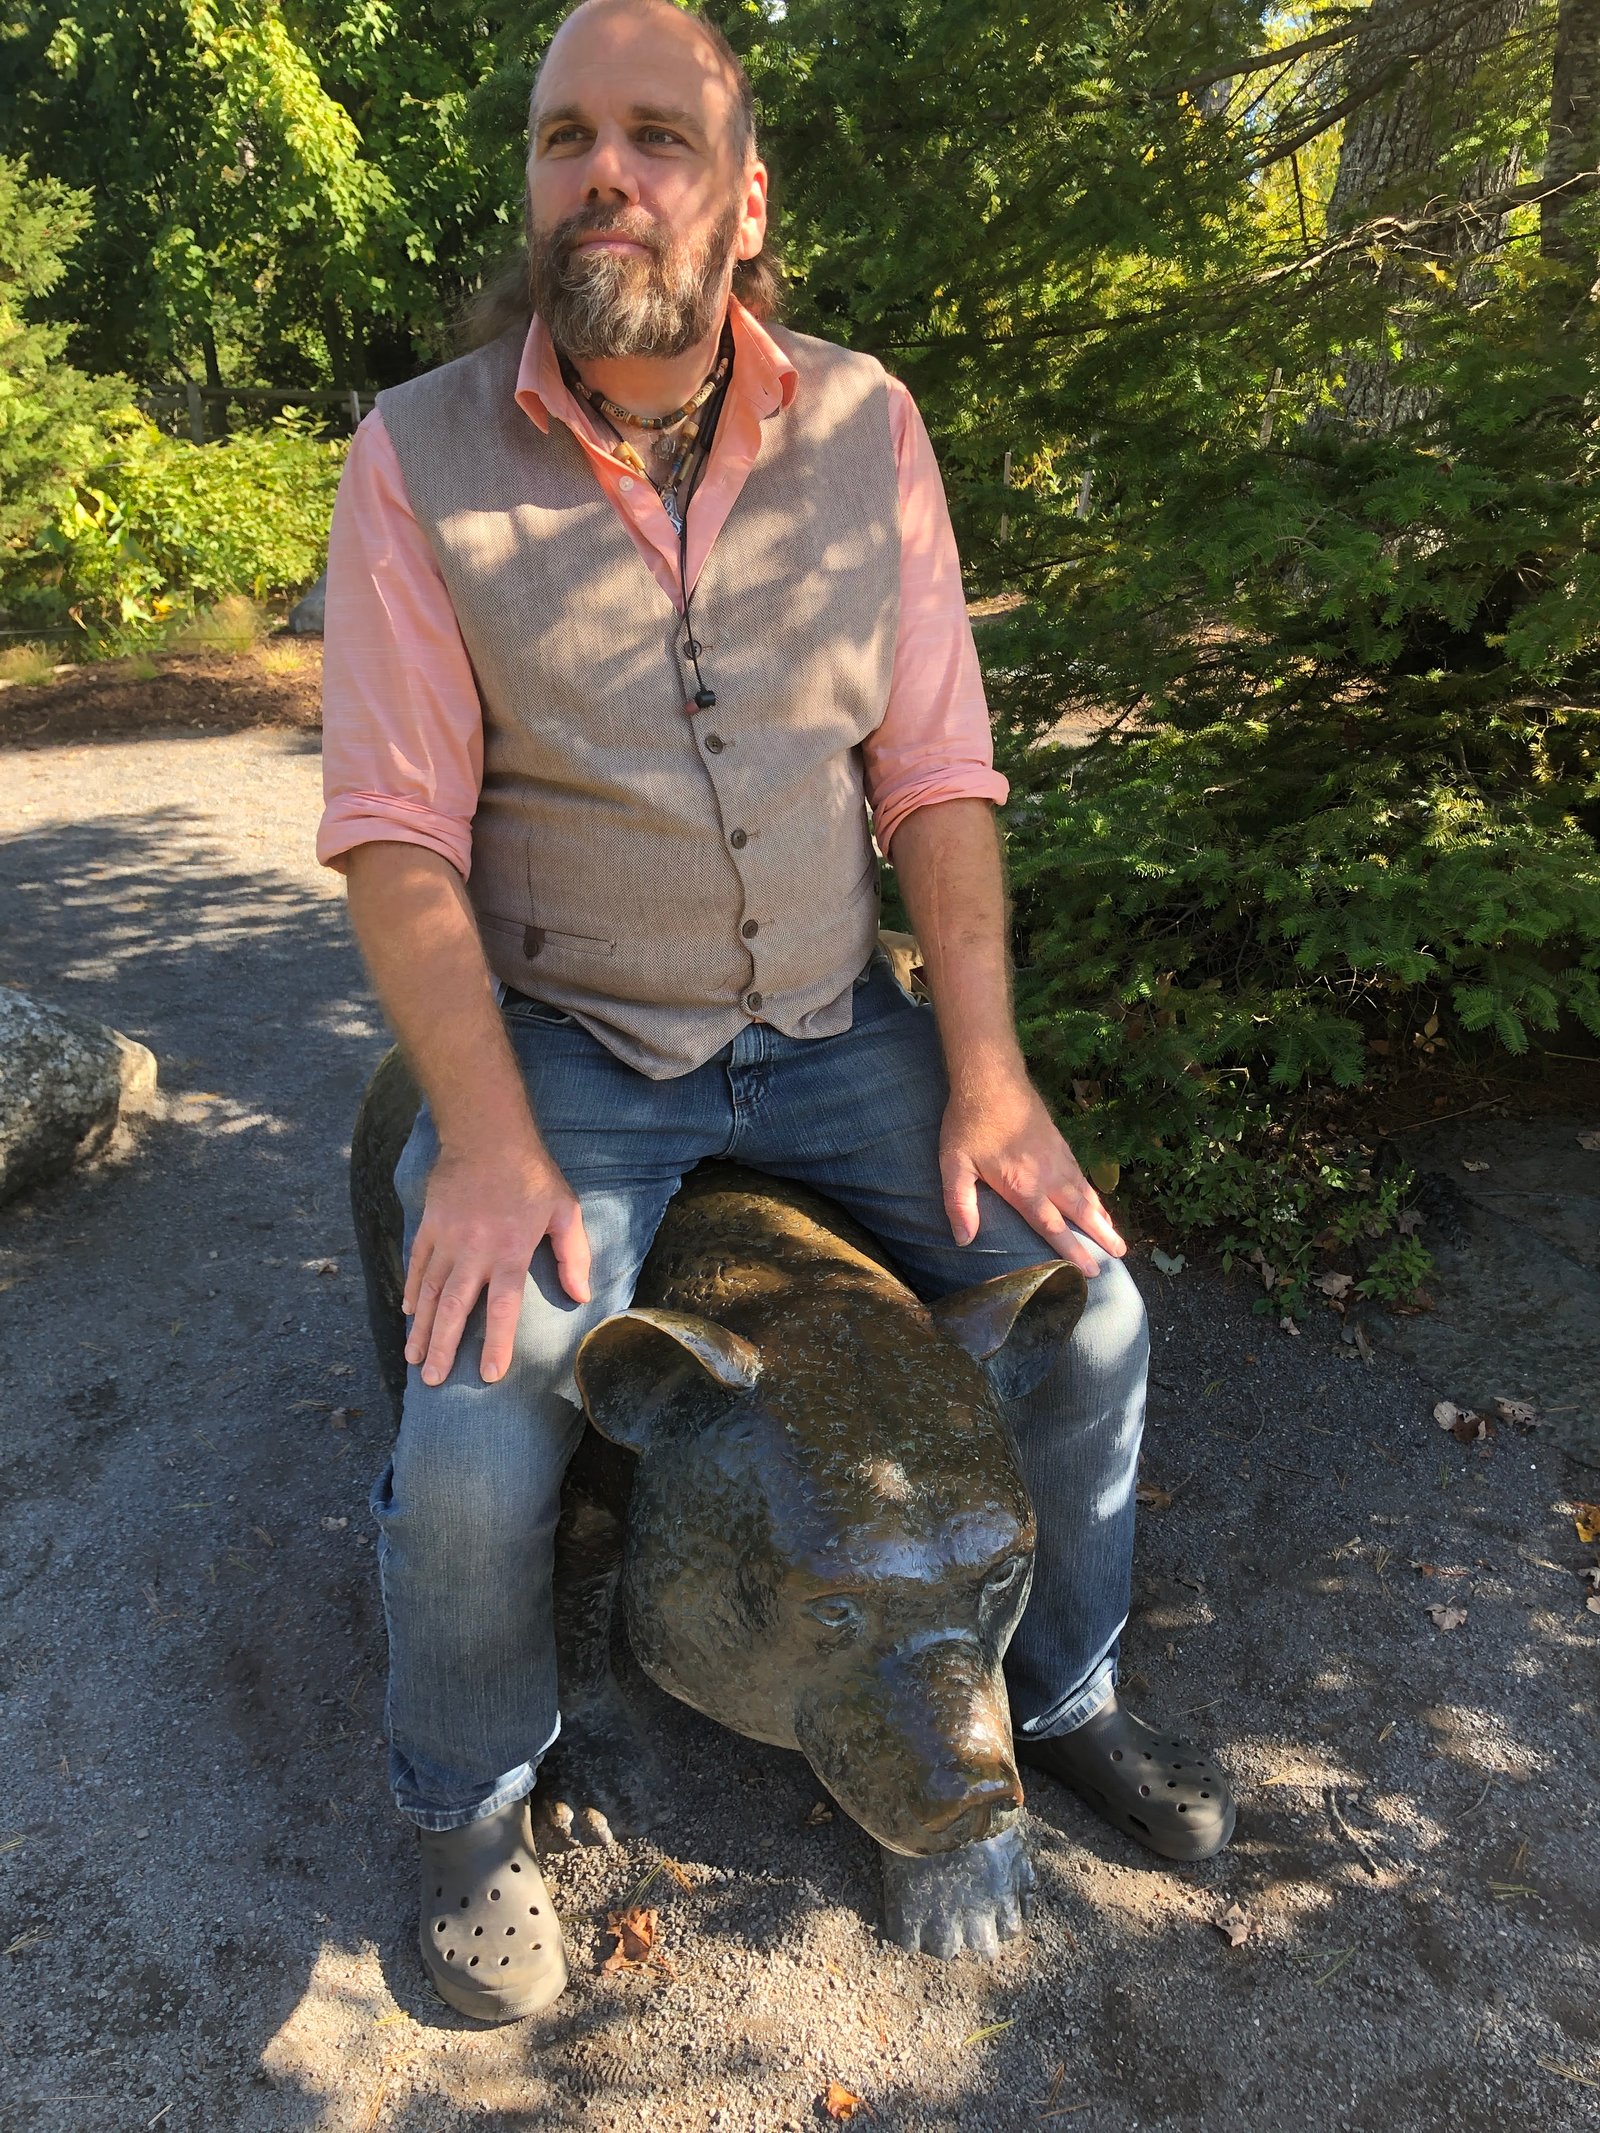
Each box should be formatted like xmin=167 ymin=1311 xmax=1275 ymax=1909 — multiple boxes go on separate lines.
xmin=319 ymin=0 xmax=1234 ymax=2023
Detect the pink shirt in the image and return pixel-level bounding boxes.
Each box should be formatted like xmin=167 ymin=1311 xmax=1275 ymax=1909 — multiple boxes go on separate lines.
xmin=317 ymin=299 xmax=1007 ymax=878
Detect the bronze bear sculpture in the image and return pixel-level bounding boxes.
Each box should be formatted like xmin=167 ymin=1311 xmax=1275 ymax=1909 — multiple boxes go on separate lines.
xmin=350 ymin=1046 xmax=1086 ymax=1958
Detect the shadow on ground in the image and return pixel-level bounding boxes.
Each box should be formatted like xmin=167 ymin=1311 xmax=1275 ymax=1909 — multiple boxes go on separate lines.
xmin=1 ymin=739 xmax=1597 ymax=2132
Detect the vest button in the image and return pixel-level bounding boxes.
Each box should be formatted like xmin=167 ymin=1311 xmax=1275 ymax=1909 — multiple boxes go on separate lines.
xmin=745 ymin=991 xmax=763 ymax=1013
xmin=741 ymin=919 xmax=759 ymax=939
xmin=704 ymin=733 xmax=724 ymax=754
xmin=617 ymin=475 xmax=635 ymax=492
xmin=729 ymin=828 xmax=748 ymax=849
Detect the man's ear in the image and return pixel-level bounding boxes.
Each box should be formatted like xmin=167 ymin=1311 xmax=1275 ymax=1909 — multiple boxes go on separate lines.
xmin=575 ymin=1308 xmax=762 ymax=1453
xmin=930 ymin=1262 xmax=1087 ymax=1401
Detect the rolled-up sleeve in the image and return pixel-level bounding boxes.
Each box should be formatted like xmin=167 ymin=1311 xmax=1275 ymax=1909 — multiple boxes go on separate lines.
xmin=862 ymin=378 xmax=1010 ymax=858
xmin=316 ymin=411 xmax=483 ymax=879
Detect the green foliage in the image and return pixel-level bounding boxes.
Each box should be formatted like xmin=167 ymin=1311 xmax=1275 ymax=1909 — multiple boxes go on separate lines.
xmin=11 ymin=412 xmax=344 ymax=634
xmin=0 ymin=155 xmax=137 ymax=577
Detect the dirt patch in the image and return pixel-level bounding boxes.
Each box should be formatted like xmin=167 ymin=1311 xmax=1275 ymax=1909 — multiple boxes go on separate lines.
xmin=0 ymin=643 xmax=322 ymax=748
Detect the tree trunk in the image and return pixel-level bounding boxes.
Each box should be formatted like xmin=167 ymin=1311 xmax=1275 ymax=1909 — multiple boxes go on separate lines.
xmin=1326 ymin=0 xmax=1536 ymax=428
xmin=1542 ymin=0 xmax=1600 ymax=272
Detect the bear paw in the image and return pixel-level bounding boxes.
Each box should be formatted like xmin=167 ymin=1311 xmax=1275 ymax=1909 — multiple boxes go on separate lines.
xmin=879 ymin=1822 xmax=1035 ymax=1959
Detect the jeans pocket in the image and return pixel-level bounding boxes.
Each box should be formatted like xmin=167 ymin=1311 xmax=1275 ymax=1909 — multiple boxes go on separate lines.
xmin=502 ymin=992 xmax=576 ymax=1030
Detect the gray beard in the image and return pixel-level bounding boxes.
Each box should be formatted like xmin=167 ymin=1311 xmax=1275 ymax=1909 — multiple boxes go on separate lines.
xmin=530 ymin=202 xmax=739 ymax=361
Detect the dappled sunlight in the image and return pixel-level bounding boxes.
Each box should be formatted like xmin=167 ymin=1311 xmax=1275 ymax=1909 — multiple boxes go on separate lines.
xmin=1421 ymin=1704 xmax=1551 ymax=1780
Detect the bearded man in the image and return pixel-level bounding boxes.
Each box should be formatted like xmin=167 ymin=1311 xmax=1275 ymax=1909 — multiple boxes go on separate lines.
xmin=318 ymin=0 xmax=1235 ymax=2023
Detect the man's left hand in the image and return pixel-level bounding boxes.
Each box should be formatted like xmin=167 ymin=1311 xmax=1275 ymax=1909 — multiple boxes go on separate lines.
xmin=940 ymin=1069 xmax=1126 ymax=1278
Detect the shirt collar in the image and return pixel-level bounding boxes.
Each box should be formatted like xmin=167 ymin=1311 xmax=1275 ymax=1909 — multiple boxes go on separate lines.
xmin=513 ymin=294 xmax=796 ymax=437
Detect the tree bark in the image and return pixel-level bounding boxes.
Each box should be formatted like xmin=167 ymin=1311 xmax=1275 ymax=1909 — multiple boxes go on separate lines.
xmin=1325 ymin=0 xmax=1536 ymax=427
xmin=1541 ymin=0 xmax=1600 ymax=271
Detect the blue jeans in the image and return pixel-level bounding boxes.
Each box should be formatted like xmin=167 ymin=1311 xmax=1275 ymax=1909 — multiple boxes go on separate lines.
xmin=375 ymin=959 xmax=1148 ymax=1829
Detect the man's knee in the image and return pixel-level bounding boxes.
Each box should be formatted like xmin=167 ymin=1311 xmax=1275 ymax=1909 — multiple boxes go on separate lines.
xmin=1074 ymin=1250 xmax=1149 ymax=1375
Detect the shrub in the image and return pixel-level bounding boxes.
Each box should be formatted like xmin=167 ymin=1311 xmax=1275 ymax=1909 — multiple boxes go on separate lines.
xmin=15 ymin=412 xmax=344 ymax=637
xmin=166 ymin=594 xmax=267 ymax=656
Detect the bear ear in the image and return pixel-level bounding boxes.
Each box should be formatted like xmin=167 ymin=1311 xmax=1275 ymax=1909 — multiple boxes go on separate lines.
xmin=930 ymin=1261 xmax=1087 ymax=1401
xmin=575 ymin=1307 xmax=762 ymax=1453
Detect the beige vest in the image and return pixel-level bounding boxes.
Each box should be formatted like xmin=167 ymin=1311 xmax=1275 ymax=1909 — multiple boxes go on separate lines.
xmin=376 ymin=324 xmax=902 ymax=1079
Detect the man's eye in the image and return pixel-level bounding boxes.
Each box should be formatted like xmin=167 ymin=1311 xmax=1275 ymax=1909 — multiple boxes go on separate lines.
xmin=805 ymin=1596 xmax=862 ymax=1633
xmin=639 ymin=127 xmax=685 ymax=145
xmin=545 ymin=127 xmax=587 ymax=147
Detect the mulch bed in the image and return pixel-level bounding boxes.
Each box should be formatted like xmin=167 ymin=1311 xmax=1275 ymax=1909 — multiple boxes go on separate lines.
xmin=0 ymin=644 xmax=323 ymax=748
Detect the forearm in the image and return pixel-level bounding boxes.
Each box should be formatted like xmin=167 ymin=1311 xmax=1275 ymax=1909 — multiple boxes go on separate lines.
xmin=889 ymin=799 xmax=1027 ymax=1095
xmin=344 ymin=841 xmax=541 ymax=1162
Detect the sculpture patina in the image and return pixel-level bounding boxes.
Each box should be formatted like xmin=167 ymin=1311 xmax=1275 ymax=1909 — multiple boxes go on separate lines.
xmin=351 ymin=1046 xmax=1086 ymax=1958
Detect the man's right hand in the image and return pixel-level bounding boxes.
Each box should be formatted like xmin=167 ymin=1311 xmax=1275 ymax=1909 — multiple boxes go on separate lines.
xmin=402 ymin=1146 xmax=593 ymax=1386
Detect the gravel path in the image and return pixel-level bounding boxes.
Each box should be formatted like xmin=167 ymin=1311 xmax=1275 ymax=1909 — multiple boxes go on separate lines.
xmin=2 ymin=728 xmax=1598 ymax=2133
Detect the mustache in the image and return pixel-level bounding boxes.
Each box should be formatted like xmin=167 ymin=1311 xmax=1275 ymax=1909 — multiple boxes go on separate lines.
xmin=545 ymin=204 xmax=669 ymax=275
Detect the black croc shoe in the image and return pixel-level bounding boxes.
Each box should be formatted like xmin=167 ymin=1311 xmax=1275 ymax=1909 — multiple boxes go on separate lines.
xmin=1019 ymin=1694 xmax=1236 ymax=1861
xmin=418 ymin=1798 xmax=569 ymax=2021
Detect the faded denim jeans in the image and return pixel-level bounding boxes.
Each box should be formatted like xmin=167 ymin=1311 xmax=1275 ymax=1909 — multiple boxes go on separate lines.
xmin=375 ymin=957 xmax=1149 ymax=1829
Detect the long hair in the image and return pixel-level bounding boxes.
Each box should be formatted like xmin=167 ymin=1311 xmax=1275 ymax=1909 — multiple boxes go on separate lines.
xmin=457 ymin=2 xmax=784 ymax=352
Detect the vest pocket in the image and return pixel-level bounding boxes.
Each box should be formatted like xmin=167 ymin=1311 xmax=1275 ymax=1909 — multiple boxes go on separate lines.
xmin=479 ymin=913 xmax=616 ymax=961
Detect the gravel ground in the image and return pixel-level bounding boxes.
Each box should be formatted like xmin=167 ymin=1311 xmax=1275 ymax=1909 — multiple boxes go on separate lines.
xmin=2 ymin=726 xmax=1599 ymax=2133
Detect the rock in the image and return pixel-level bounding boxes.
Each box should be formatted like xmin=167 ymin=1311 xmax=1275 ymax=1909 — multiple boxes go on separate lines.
xmin=0 ymin=987 xmax=158 ymax=1205
xmin=286 ymin=569 xmax=327 ymax=637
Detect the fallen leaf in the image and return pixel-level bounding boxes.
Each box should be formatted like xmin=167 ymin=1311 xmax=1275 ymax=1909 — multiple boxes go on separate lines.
xmin=1583 ymin=1565 xmax=1600 ymax=1595
xmin=1395 ymin=1208 xmax=1422 ymax=1235
xmin=1151 ymin=1248 xmax=1186 ymax=1275
xmin=1136 ymin=1480 xmax=1173 ymax=1511
xmin=1587 ymin=1596 xmax=1600 ymax=1616
xmin=1577 ymin=1130 xmax=1600 ymax=1153
xmin=1427 ymin=1604 xmax=1468 ymax=1630
xmin=1086 ymin=1157 xmax=1121 ymax=1195
xmin=961 ymin=2019 xmax=1015 ymax=2047
xmin=305 ymin=1257 xmax=339 ymax=1276
xmin=1351 ymin=1322 xmax=1375 ymax=1365
xmin=1492 ymin=1397 xmax=1538 ymax=1429
xmin=1434 ymin=1400 xmax=1490 ymax=1443
xmin=1573 ymin=1505 xmax=1600 ymax=1545
xmin=1316 ymin=1272 xmax=1355 ymax=1300
xmin=1215 ymin=1903 xmax=1251 ymax=1948
xmin=1279 ymin=1315 xmax=1301 ymax=1336
xmin=1461 ymin=1159 xmax=1490 ymax=1174
xmin=320 ymin=1516 xmax=348 ymax=1532
xmin=804 ymin=1800 xmax=834 ymax=1827
xmin=328 ymin=1363 xmax=354 ymax=1377
xmin=601 ymin=1904 xmax=662 ymax=1974
xmin=823 ymin=2082 xmax=867 ymax=2122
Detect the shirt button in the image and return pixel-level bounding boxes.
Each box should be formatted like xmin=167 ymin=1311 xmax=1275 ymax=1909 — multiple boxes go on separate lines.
xmin=704 ymin=733 xmax=724 ymax=754
xmin=617 ymin=475 xmax=635 ymax=492
xmin=729 ymin=828 xmax=748 ymax=849
xmin=741 ymin=919 xmax=759 ymax=939
xmin=745 ymin=991 xmax=763 ymax=1013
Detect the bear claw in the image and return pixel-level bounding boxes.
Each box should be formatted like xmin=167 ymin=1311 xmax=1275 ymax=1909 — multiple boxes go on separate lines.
xmin=879 ymin=1821 xmax=1036 ymax=1959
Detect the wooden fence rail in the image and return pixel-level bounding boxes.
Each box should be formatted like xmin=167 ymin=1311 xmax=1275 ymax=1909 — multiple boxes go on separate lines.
xmin=137 ymin=384 xmax=377 ymax=444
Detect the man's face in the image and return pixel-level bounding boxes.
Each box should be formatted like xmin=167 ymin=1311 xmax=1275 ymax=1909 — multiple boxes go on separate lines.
xmin=528 ymin=0 xmax=767 ymax=360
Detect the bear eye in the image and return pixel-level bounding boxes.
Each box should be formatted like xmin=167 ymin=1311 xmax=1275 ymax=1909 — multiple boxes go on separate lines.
xmin=985 ymin=1556 xmax=1026 ymax=1599
xmin=804 ymin=1595 xmax=862 ymax=1634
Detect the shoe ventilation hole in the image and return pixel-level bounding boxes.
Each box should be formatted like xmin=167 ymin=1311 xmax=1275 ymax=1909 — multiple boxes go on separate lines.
xmin=1139 ymin=1784 xmax=1151 ymax=1796
xmin=490 ymin=1888 xmax=500 ymax=1900
xmin=529 ymin=1905 xmax=540 ymax=1917
xmin=1168 ymin=1780 xmax=1178 ymax=1789
xmin=1201 ymin=1791 xmax=1211 ymax=1799
xmin=1111 ymin=1750 xmax=1123 ymax=1762
xmin=1178 ymin=1804 xmax=1189 ymax=1813
xmin=473 ymin=1926 xmax=484 ymax=1938
xmin=510 ymin=1862 xmax=522 ymax=1874
xmin=459 ymin=1896 xmax=469 ymax=1909
xmin=435 ymin=1920 xmax=446 ymax=1934
xmin=469 ymin=1955 xmax=480 ymax=1968
xmin=500 ymin=1957 xmax=510 ymax=1967
xmin=445 ymin=1948 xmax=455 ymax=1960
xmin=434 ymin=1885 xmax=443 ymax=1898
xmin=1142 ymin=1751 xmax=1153 ymax=1761
xmin=506 ymin=1928 xmax=516 ymax=1938
xmin=532 ymin=1942 xmax=543 ymax=1952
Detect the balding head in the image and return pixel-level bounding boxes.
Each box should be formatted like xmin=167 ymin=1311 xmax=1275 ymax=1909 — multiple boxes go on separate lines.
xmin=533 ymin=0 xmax=758 ymax=169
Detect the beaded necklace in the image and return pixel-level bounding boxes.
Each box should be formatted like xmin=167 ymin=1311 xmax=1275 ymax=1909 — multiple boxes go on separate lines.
xmin=564 ymin=325 xmax=733 ymax=533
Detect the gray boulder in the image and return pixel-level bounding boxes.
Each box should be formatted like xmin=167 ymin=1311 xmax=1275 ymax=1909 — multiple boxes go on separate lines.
xmin=286 ymin=569 xmax=327 ymax=636
xmin=0 ymin=988 xmax=157 ymax=1206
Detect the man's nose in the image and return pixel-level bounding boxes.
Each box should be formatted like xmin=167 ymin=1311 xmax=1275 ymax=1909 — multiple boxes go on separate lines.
xmin=582 ymin=126 xmax=640 ymax=205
